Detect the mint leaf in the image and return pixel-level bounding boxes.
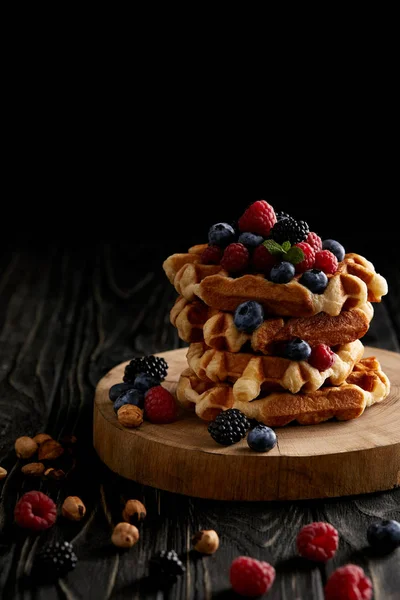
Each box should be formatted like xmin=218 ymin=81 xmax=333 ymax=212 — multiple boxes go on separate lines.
xmin=282 ymin=241 xmax=291 ymax=252
xmin=286 ymin=246 xmax=305 ymax=265
xmin=263 ymin=239 xmax=284 ymax=256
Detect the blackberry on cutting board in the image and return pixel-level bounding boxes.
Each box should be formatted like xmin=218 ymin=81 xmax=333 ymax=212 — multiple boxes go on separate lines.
xmin=34 ymin=541 xmax=78 ymax=580
xmin=123 ymin=356 xmax=168 ymax=383
xmin=270 ymin=217 xmax=309 ymax=245
xmin=149 ymin=550 xmax=186 ymax=586
xmin=208 ymin=409 xmax=250 ymax=445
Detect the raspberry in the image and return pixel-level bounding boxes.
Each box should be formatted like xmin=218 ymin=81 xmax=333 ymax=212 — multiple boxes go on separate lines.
xmin=221 ymin=243 xmax=249 ymax=274
xmin=297 ymin=522 xmax=339 ymax=562
xmin=306 ymin=232 xmax=322 ymax=253
xmin=314 ymin=250 xmax=338 ymax=274
xmin=325 ymin=565 xmax=373 ymax=600
xmin=14 ymin=491 xmax=57 ymax=531
xmin=238 ymin=200 xmax=277 ymax=237
xmin=144 ymin=386 xmax=178 ymax=424
xmin=230 ymin=556 xmax=275 ymax=597
xmin=201 ymin=245 xmax=223 ymax=265
xmin=294 ymin=242 xmax=315 ymax=273
xmin=252 ymin=244 xmax=277 ymax=274
xmin=309 ymin=344 xmax=335 ymax=371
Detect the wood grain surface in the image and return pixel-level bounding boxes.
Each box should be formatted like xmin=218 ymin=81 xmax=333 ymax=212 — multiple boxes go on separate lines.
xmin=0 ymin=244 xmax=399 ymax=599
xmin=94 ymin=347 xmax=400 ymax=501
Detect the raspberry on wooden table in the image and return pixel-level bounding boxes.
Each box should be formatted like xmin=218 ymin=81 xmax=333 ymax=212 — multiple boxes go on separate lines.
xmin=314 ymin=250 xmax=338 ymax=274
xmin=252 ymin=244 xmax=277 ymax=274
xmin=201 ymin=245 xmax=223 ymax=265
xmin=14 ymin=491 xmax=57 ymax=531
xmin=297 ymin=522 xmax=339 ymax=561
xmin=230 ymin=556 xmax=275 ymax=597
xmin=238 ymin=200 xmax=277 ymax=237
xmin=221 ymin=243 xmax=249 ymax=274
xmin=294 ymin=242 xmax=315 ymax=273
xmin=306 ymin=231 xmax=323 ymax=253
xmin=308 ymin=344 xmax=335 ymax=371
xmin=325 ymin=564 xmax=373 ymax=600
xmin=144 ymin=386 xmax=178 ymax=424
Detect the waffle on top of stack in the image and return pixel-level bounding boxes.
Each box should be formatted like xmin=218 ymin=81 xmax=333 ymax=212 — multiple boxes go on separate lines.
xmin=163 ymin=203 xmax=389 ymax=426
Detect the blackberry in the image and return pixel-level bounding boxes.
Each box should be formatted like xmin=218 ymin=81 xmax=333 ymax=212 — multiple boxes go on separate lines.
xmin=208 ymin=409 xmax=250 ymax=446
xmin=275 ymin=210 xmax=291 ymax=221
xmin=149 ymin=550 xmax=185 ymax=586
xmin=270 ymin=217 xmax=309 ymax=245
xmin=124 ymin=356 xmax=168 ymax=383
xmin=35 ymin=541 xmax=78 ymax=580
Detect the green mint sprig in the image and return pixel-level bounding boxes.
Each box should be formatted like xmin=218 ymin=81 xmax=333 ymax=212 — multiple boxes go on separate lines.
xmin=263 ymin=239 xmax=304 ymax=265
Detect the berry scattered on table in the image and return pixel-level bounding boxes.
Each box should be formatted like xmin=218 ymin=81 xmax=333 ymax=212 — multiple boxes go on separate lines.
xmin=323 ymin=239 xmax=346 ymax=262
xmin=238 ymin=232 xmax=264 ymax=248
xmin=192 ymin=529 xmax=220 ymax=554
xmin=114 ymin=388 xmax=144 ymax=413
xmin=299 ymin=269 xmax=329 ymax=293
xmin=208 ymin=223 xmax=236 ymax=247
xmin=284 ymin=338 xmax=311 ymax=361
xmin=275 ymin=210 xmax=291 ymax=221
xmin=238 ymin=200 xmax=276 ymax=237
xmin=145 ymin=386 xmax=178 ymax=424
xmin=325 ymin=564 xmax=373 ymax=600
xmin=14 ymin=491 xmax=57 ymax=531
xmin=247 ymin=425 xmax=277 ymax=452
xmin=314 ymin=250 xmax=338 ymax=274
xmin=270 ymin=261 xmax=295 ymax=284
xmin=124 ymin=356 xmax=168 ymax=383
xmin=367 ymin=519 xmax=400 ymax=554
xmin=149 ymin=550 xmax=186 ymax=586
xmin=221 ymin=243 xmax=250 ymax=274
xmin=309 ymin=344 xmax=335 ymax=371
xmin=201 ymin=245 xmax=223 ymax=265
xmin=134 ymin=373 xmax=160 ymax=393
xmin=252 ymin=244 xmax=277 ymax=274
xmin=294 ymin=242 xmax=315 ymax=273
xmin=35 ymin=541 xmax=78 ymax=580
xmin=208 ymin=409 xmax=250 ymax=446
xmin=109 ymin=382 xmax=136 ymax=402
xmin=270 ymin=217 xmax=309 ymax=245
xmin=297 ymin=522 xmax=339 ymax=562
xmin=234 ymin=301 xmax=264 ymax=333
xmin=306 ymin=231 xmax=323 ymax=253
xmin=230 ymin=556 xmax=276 ymax=597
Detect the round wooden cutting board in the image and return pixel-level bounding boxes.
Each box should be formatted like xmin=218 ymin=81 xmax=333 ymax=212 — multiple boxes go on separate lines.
xmin=93 ymin=347 xmax=400 ymax=501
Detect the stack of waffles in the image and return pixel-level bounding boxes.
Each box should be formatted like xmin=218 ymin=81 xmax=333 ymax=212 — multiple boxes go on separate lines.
xmin=163 ymin=205 xmax=389 ymax=427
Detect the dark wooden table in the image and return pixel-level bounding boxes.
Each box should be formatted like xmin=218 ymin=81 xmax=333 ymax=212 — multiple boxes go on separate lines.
xmin=0 ymin=243 xmax=399 ymax=600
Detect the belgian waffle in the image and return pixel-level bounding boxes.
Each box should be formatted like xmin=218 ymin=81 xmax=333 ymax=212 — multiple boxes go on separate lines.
xmin=163 ymin=249 xmax=387 ymax=317
xmin=171 ymin=296 xmax=373 ymax=353
xmin=186 ymin=340 xmax=364 ymax=397
xmin=176 ymin=357 xmax=390 ymax=426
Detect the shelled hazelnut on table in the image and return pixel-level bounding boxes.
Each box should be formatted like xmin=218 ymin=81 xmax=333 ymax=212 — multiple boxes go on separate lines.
xmin=33 ymin=433 xmax=53 ymax=445
xmin=117 ymin=405 xmax=143 ymax=428
xmin=0 ymin=466 xmax=7 ymax=480
xmin=15 ymin=437 xmax=38 ymax=459
xmin=122 ymin=500 xmax=147 ymax=525
xmin=62 ymin=496 xmax=86 ymax=521
xmin=192 ymin=530 xmax=220 ymax=554
xmin=21 ymin=462 xmax=45 ymax=477
xmin=111 ymin=522 xmax=139 ymax=548
xmin=38 ymin=439 xmax=64 ymax=461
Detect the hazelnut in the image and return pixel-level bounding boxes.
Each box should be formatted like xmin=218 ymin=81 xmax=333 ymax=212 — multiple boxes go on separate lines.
xmin=38 ymin=439 xmax=64 ymax=461
xmin=122 ymin=500 xmax=147 ymax=525
xmin=62 ymin=496 xmax=86 ymax=521
xmin=15 ymin=437 xmax=38 ymax=459
xmin=117 ymin=405 xmax=143 ymax=428
xmin=21 ymin=462 xmax=45 ymax=477
xmin=44 ymin=468 xmax=66 ymax=481
xmin=33 ymin=433 xmax=53 ymax=445
xmin=111 ymin=522 xmax=139 ymax=548
xmin=192 ymin=530 xmax=220 ymax=554
xmin=0 ymin=466 xmax=7 ymax=480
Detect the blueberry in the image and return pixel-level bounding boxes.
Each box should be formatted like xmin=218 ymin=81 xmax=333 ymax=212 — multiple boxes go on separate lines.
xmin=270 ymin=261 xmax=295 ymax=284
xmin=109 ymin=382 xmax=136 ymax=402
xmin=367 ymin=520 xmax=400 ymax=554
xmin=284 ymin=338 xmax=311 ymax=361
xmin=238 ymin=232 xmax=264 ymax=248
xmin=247 ymin=424 xmax=277 ymax=452
xmin=234 ymin=301 xmax=264 ymax=333
xmin=208 ymin=223 xmax=236 ymax=247
xmin=322 ymin=239 xmax=345 ymax=262
xmin=134 ymin=373 xmax=160 ymax=393
xmin=299 ymin=269 xmax=328 ymax=294
xmin=114 ymin=388 xmax=144 ymax=413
